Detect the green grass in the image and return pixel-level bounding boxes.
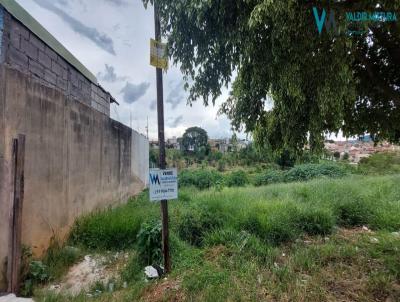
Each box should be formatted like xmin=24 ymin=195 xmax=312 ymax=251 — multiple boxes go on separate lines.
xmin=357 ymin=152 xmax=400 ymax=175
xmin=179 ymin=162 xmax=350 ymax=189
xmin=69 ymin=193 xmax=159 ymax=250
xmin=34 ymin=174 xmax=400 ymax=301
xmin=68 ymin=174 xmax=400 ymax=249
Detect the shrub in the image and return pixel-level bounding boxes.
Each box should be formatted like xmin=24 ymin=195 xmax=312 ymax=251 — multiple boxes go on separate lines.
xmin=21 ymin=260 xmax=50 ymax=297
xmin=284 ymin=163 xmax=347 ymax=183
xmin=298 ymin=151 xmax=320 ymax=164
xmin=225 ymin=170 xmax=249 ymax=187
xmin=176 ymin=205 xmax=223 ymax=246
xmin=296 ymin=207 xmax=335 ymax=235
xmin=179 ymin=169 xmax=223 ymax=190
xmin=43 ymin=240 xmax=82 ymax=280
xmin=358 ymin=152 xmax=400 ymax=175
xmin=335 ymin=198 xmax=376 ymax=227
xmin=69 ymin=194 xmax=154 ymax=250
xmin=69 ymin=210 xmax=143 ymax=250
xmin=254 ymin=170 xmax=284 ymax=186
xmin=253 ymin=163 xmax=347 ymax=187
xmin=333 ymin=151 xmax=341 ymax=160
xmin=276 ymin=150 xmax=296 ymax=169
xmin=136 ymin=220 xmax=162 ymax=265
xmin=369 ymin=202 xmax=400 ymax=231
xmin=261 ymin=214 xmax=300 ymax=245
xmin=245 ymin=204 xmax=301 ymax=245
xmin=217 ymin=159 xmax=226 ymax=172
xmin=21 ymin=240 xmax=81 ymax=296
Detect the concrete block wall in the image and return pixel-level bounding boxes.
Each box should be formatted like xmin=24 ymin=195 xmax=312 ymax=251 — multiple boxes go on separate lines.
xmin=0 ymin=8 xmax=111 ymax=115
xmin=0 ymin=4 xmax=149 ymax=291
xmin=0 ymin=67 xmax=147 ymax=290
xmin=0 ymin=7 xmax=5 ymax=63
xmin=132 ymin=130 xmax=150 ymax=186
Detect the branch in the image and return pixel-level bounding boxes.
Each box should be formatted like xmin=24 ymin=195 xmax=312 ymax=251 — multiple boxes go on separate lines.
xmin=355 ymin=50 xmax=400 ymax=105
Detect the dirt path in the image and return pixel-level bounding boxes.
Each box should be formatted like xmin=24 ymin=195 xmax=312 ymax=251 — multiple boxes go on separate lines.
xmin=0 ymin=294 xmax=33 ymax=302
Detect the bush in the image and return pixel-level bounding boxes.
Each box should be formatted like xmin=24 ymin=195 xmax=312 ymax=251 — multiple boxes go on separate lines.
xmin=176 ymin=205 xmax=223 ymax=246
xmin=296 ymin=207 xmax=335 ymax=235
xmin=43 ymin=240 xmax=82 ymax=280
xmin=69 ymin=210 xmax=142 ymax=250
xmin=21 ymin=240 xmax=81 ymax=296
xmin=21 ymin=260 xmax=50 ymax=297
xmin=369 ymin=202 xmax=400 ymax=231
xmin=254 ymin=170 xmax=284 ymax=186
xmin=333 ymin=151 xmax=341 ymax=160
xmin=358 ymin=152 xmax=400 ymax=175
xmin=136 ymin=220 xmax=162 ymax=266
xmin=284 ymin=163 xmax=347 ymax=183
xmin=179 ymin=169 xmax=223 ymax=190
xmin=245 ymin=204 xmax=301 ymax=245
xmin=225 ymin=170 xmax=249 ymax=187
xmin=253 ymin=163 xmax=346 ymax=187
xmin=217 ymin=159 xmax=226 ymax=172
xmin=69 ymin=194 xmax=154 ymax=250
xmin=335 ymin=198 xmax=376 ymax=227
xmin=244 ymin=203 xmax=337 ymax=244
xmin=276 ymin=150 xmax=296 ymax=169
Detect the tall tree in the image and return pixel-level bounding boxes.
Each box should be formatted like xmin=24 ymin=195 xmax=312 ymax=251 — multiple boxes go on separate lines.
xmin=181 ymin=126 xmax=209 ymax=154
xmin=143 ymin=0 xmax=400 ymax=155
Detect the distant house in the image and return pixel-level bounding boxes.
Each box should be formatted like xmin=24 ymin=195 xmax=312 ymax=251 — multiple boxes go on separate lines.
xmin=324 ymin=140 xmax=398 ymax=163
xmin=209 ymin=138 xmax=230 ymax=153
xmin=166 ymin=136 xmax=180 ymax=150
xmin=208 ymin=138 xmax=250 ymax=153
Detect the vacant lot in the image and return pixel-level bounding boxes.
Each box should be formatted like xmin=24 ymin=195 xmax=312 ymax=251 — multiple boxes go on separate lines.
xmin=26 ymin=171 xmax=400 ymax=302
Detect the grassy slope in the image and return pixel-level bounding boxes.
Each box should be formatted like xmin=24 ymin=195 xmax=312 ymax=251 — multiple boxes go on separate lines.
xmin=36 ymin=174 xmax=400 ymax=301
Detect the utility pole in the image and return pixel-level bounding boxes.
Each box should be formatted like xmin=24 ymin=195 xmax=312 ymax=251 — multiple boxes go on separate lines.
xmin=154 ymin=2 xmax=170 ymax=273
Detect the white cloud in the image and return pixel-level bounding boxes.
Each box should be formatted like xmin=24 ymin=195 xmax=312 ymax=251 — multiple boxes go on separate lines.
xmin=120 ymin=81 xmax=150 ymax=104
xmin=97 ymin=64 xmax=128 ymax=83
xmin=16 ymin=0 xmax=238 ymax=139
xmin=32 ymin=0 xmax=116 ymax=55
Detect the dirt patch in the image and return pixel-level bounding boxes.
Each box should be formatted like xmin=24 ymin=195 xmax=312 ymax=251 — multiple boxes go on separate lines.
xmin=325 ymin=278 xmax=366 ymax=301
xmin=49 ymin=252 xmax=129 ymax=296
xmin=204 ymin=245 xmax=228 ymax=261
xmin=141 ymin=279 xmax=184 ymax=302
xmin=336 ymin=226 xmax=375 ymax=243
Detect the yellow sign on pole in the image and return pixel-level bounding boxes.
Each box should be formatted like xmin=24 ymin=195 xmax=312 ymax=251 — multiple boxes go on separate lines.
xmin=150 ymin=39 xmax=168 ymax=69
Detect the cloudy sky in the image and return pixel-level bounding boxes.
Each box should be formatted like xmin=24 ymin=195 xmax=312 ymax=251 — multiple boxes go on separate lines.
xmin=16 ymin=0 xmax=235 ymax=140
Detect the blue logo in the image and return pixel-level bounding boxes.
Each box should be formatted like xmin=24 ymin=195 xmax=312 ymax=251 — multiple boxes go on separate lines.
xmin=313 ymin=7 xmax=337 ymax=34
xmin=150 ymin=173 xmax=160 ymax=185
xmin=313 ymin=7 xmax=397 ymax=36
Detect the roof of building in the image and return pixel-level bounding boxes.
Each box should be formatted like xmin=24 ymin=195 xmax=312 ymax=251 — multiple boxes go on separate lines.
xmin=0 ymin=0 xmax=98 ymax=84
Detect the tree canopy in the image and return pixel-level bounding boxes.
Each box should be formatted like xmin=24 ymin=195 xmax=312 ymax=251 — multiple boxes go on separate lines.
xmin=181 ymin=126 xmax=209 ymax=154
xmin=143 ymin=0 xmax=400 ymax=154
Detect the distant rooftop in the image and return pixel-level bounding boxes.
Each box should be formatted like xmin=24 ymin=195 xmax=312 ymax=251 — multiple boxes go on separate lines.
xmin=0 ymin=0 xmax=97 ymax=84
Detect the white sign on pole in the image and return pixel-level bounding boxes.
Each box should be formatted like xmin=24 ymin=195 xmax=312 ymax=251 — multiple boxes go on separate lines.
xmin=149 ymin=168 xmax=178 ymax=201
